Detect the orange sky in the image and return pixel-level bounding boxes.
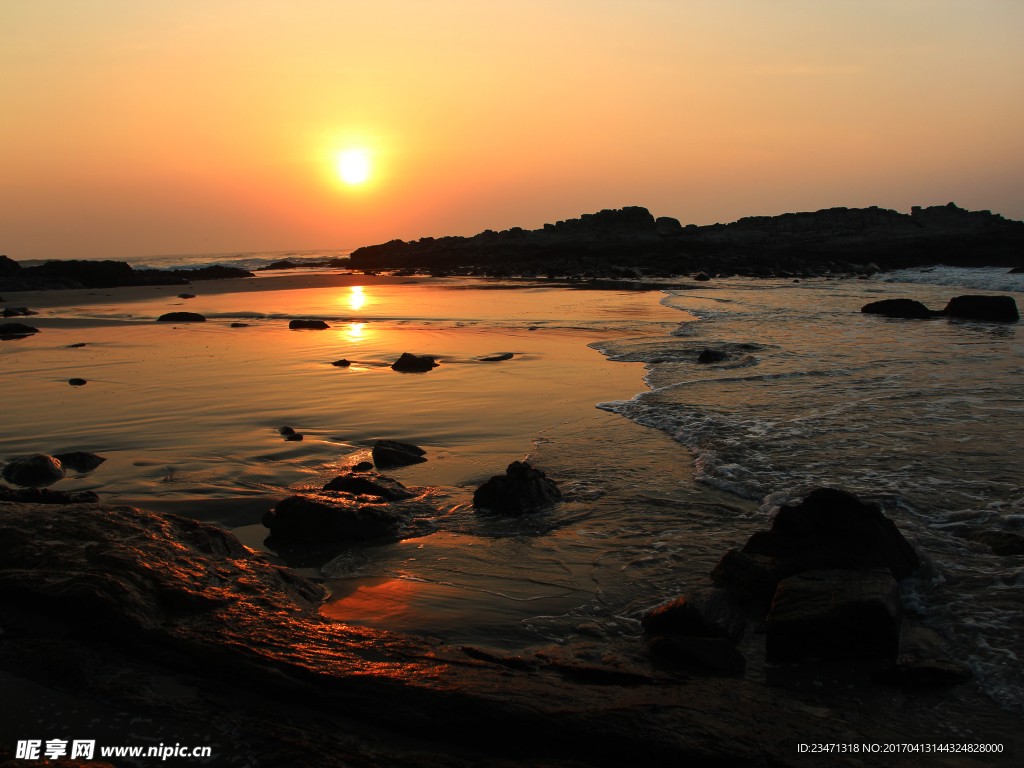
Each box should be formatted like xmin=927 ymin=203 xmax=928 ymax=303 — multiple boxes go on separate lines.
xmin=2 ymin=1 xmax=1022 ymax=260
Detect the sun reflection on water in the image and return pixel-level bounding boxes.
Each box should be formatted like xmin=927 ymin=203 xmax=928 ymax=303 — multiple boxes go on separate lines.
xmin=349 ymin=286 xmax=365 ymax=311
xmin=347 ymin=322 xmax=365 ymax=340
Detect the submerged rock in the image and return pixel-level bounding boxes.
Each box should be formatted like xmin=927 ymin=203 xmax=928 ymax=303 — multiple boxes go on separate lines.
xmin=157 ymin=312 xmax=206 ymax=322
xmin=321 ymin=472 xmax=415 ymax=501
xmin=332 ymin=358 xmax=352 ymax=367
xmin=765 ymin=568 xmax=902 ymax=662
xmin=284 ymin=433 xmax=304 ymax=442
xmin=263 ymin=494 xmax=410 ymax=543
xmin=473 ymin=460 xmax=561 ymax=515
xmin=641 ymin=588 xmax=745 ymax=643
xmin=230 ymin=322 xmax=250 ymax=328
xmin=391 ymin=352 xmax=439 ymax=372
xmin=943 ymin=294 xmax=1019 ymax=322
xmin=2 ymin=454 xmax=66 ymax=487
xmin=53 ymin=451 xmax=106 ymax=472
xmin=697 ymin=349 xmax=729 ymax=364
xmin=481 ymin=353 xmax=514 ymax=362
xmin=861 ymin=298 xmax=935 ymax=319
xmin=289 ymin=319 xmax=330 ymax=329
xmin=372 ymin=439 xmax=427 ymax=467
xmin=279 ymin=426 xmax=296 ymax=435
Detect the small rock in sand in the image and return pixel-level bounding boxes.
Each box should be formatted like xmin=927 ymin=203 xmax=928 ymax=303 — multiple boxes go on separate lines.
xmin=391 ymin=353 xmax=439 ymax=372
xmin=67 ymin=342 xmax=87 ymax=348
xmin=0 ymin=322 xmax=40 ymax=338
xmin=68 ymin=378 xmax=88 ymax=386
xmin=289 ymin=319 xmax=330 ymax=329
xmin=157 ymin=312 xmax=206 ymax=322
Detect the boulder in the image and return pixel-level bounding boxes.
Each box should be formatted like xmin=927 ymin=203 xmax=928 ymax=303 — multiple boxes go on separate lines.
xmin=350 ymin=461 xmax=375 ymax=473
xmin=68 ymin=378 xmax=88 ymax=386
xmin=331 ymin=359 xmax=352 ymax=367
xmin=289 ymin=319 xmax=330 ymax=329
xmin=53 ymin=451 xmax=106 ymax=472
xmin=694 ymin=272 xmax=711 ymax=281
xmin=646 ymin=636 xmax=745 ymax=676
xmin=2 ymin=306 xmax=37 ymax=317
xmin=391 ymin=352 xmax=439 ymax=371
xmin=322 ymin=472 xmax=415 ymax=501
xmin=372 ymin=439 xmax=427 ymax=467
xmin=0 ymin=483 xmax=99 ymax=504
xmin=943 ymin=294 xmax=1018 ymax=322
xmin=481 ymin=353 xmax=514 ymax=362
xmin=697 ymin=349 xmax=729 ymax=364
xmin=2 ymin=454 xmax=66 ymax=487
xmin=178 ymin=293 xmax=197 ymax=299
xmin=157 ymin=312 xmax=206 ymax=322
xmin=263 ymin=494 xmax=410 ymax=543
xmin=765 ymin=569 xmax=902 ymax=662
xmin=473 ymin=460 xmax=561 ymax=515
xmin=284 ymin=433 xmax=304 ymax=442
xmin=0 ymin=322 xmax=39 ymax=338
xmin=861 ymin=299 xmax=935 ymax=319
xmin=641 ymin=588 xmax=745 ymax=643
xmin=278 ymin=426 xmax=296 ymax=435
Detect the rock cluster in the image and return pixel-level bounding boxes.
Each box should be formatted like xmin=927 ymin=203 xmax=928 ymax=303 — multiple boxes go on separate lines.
xmin=862 ymin=294 xmax=1018 ymax=322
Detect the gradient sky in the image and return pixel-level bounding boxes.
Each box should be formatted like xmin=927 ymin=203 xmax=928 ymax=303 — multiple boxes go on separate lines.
xmin=2 ymin=1 xmax=1022 ymax=260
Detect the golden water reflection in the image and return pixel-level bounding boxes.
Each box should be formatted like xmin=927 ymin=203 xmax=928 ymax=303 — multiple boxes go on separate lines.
xmin=346 ymin=321 xmax=365 ymax=340
xmin=348 ymin=285 xmax=365 ymax=311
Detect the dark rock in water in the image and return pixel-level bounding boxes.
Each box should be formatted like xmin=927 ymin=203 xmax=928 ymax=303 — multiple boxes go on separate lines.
xmin=278 ymin=426 xmax=296 ymax=435
xmin=178 ymin=293 xmax=197 ymax=299
xmin=3 ymin=306 xmax=37 ymax=317
xmin=2 ymin=454 xmax=66 ymax=487
xmin=473 ymin=460 xmax=561 ymax=515
xmin=53 ymin=451 xmax=106 ymax=472
xmin=230 ymin=322 xmax=250 ymax=328
xmin=0 ymin=483 xmax=99 ymax=504
xmin=67 ymin=342 xmax=87 ymax=347
xmin=861 ymin=298 xmax=935 ymax=319
xmin=641 ymin=588 xmax=745 ymax=643
xmin=879 ymin=656 xmax=973 ymax=686
xmin=0 ymin=322 xmax=39 ymax=338
xmin=263 ymin=494 xmax=410 ymax=543
xmin=284 ymin=433 xmax=304 ymax=442
xmin=943 ymin=294 xmax=1019 ymax=322
xmin=391 ymin=352 xmax=439 ymax=371
xmin=1009 ymin=266 xmax=1024 ymax=274
xmin=157 ymin=312 xmax=206 ymax=322
xmin=332 ymin=359 xmax=352 ymax=367
xmin=372 ymin=439 xmax=427 ymax=467
xmin=711 ymin=488 xmax=918 ymax=606
xmin=765 ymin=569 xmax=902 ymax=662
xmin=68 ymin=378 xmax=88 ymax=386
xmin=697 ymin=349 xmax=729 ymax=364
xmin=289 ymin=319 xmax=330 ymax=329
xmin=481 ymin=353 xmax=514 ymax=362
xmin=694 ymin=272 xmax=711 ymax=282
xmin=967 ymin=530 xmax=1024 ymax=556
xmin=350 ymin=460 xmax=375 ymax=472
xmin=647 ymin=636 xmax=745 ymax=676
xmin=322 ymin=472 xmax=415 ymax=501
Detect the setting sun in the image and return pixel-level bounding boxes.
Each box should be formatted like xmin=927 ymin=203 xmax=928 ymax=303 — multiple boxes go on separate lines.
xmin=338 ymin=149 xmax=370 ymax=184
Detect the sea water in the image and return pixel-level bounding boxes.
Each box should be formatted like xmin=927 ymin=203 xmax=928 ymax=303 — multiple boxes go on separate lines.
xmin=1 ymin=266 xmax=1021 ymax=712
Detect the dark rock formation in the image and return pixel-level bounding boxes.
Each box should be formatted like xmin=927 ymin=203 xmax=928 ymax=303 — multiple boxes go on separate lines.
xmin=694 ymin=272 xmax=711 ymax=281
xmin=231 ymin=322 xmax=250 ymax=327
xmin=2 ymin=454 xmax=66 ymax=487
xmin=279 ymin=426 xmax=296 ymax=435
xmin=647 ymin=636 xmax=746 ymax=676
xmin=157 ymin=312 xmax=206 ymax=322
xmin=861 ymin=298 xmax=936 ymax=319
xmin=68 ymin=378 xmax=87 ymax=386
xmin=289 ymin=319 xmax=330 ymax=329
xmin=641 ymin=588 xmax=745 ymax=643
xmin=2 ymin=306 xmax=37 ymax=317
xmin=321 ymin=472 xmax=415 ymax=501
xmin=0 ymin=322 xmax=39 ymax=338
xmin=697 ymin=349 xmax=729 ymax=363
xmin=263 ymin=494 xmax=410 ymax=543
xmin=332 ymin=358 xmax=352 ymax=367
xmin=284 ymin=433 xmax=304 ymax=442
xmin=1009 ymin=266 xmax=1024 ymax=274
xmin=481 ymin=353 xmax=514 ymax=362
xmin=66 ymin=342 xmax=87 ymax=348
xmin=53 ymin=451 xmax=106 ymax=472
xmin=473 ymin=460 xmax=561 ymax=515
xmin=372 ymin=439 xmax=427 ymax=467
xmin=350 ymin=460 xmax=375 ymax=472
xmin=765 ymin=569 xmax=902 ymax=662
xmin=178 ymin=293 xmax=197 ymax=299
xmin=943 ymin=294 xmax=1019 ymax=322
xmin=0 ymin=483 xmax=99 ymax=504
xmin=391 ymin=352 xmax=439 ymax=371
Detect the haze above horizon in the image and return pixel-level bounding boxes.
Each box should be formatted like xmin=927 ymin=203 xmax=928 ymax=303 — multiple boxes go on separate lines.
xmin=2 ymin=0 xmax=1022 ymax=260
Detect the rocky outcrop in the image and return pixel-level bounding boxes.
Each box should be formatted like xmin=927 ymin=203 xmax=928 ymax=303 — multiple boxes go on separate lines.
xmin=0 ymin=259 xmax=254 ymax=292
xmin=157 ymin=312 xmax=206 ymax=322
xmin=861 ymin=298 xmax=936 ymax=319
xmin=321 ymin=472 xmax=415 ymax=501
xmin=391 ymin=353 xmax=439 ymax=371
xmin=372 ymin=440 xmax=427 ymax=467
xmin=263 ymin=494 xmax=411 ymax=544
xmin=1 ymin=454 xmax=65 ymax=487
xmin=943 ymin=294 xmax=1019 ymax=322
xmin=473 ymin=460 xmax=561 ymax=515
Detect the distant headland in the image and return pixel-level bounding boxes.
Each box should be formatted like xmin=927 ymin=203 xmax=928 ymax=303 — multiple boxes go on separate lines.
xmin=349 ymin=203 xmax=1024 ymax=277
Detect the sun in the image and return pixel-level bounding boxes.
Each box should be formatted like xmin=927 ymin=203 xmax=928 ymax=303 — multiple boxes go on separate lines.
xmin=338 ymin=149 xmax=370 ymax=184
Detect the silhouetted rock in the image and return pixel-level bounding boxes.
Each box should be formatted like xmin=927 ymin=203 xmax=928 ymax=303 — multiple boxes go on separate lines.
xmin=230 ymin=322 xmax=250 ymax=327
xmin=68 ymin=378 xmax=87 ymax=386
xmin=481 ymin=353 xmax=514 ymax=362
xmin=2 ymin=454 xmax=66 ymax=487
xmin=372 ymin=440 xmax=427 ymax=467
xmin=157 ymin=312 xmax=206 ymax=322
xmin=2 ymin=306 xmax=37 ymax=317
xmin=289 ymin=319 xmax=330 ymax=329
xmin=0 ymin=322 xmax=39 ymax=338
xmin=391 ymin=353 xmax=438 ymax=371
xmin=284 ymin=433 xmax=304 ymax=442
xmin=178 ymin=293 xmax=197 ymax=299
xmin=694 ymin=272 xmax=711 ymax=282
xmin=67 ymin=342 xmax=87 ymax=348
xmin=350 ymin=461 xmax=375 ymax=473
xmin=322 ymin=472 xmax=415 ymax=501
xmin=943 ymin=294 xmax=1019 ymax=322
xmin=0 ymin=255 xmax=20 ymax=276
xmin=641 ymin=588 xmax=745 ymax=643
xmin=332 ymin=359 xmax=352 ymax=367
xmin=697 ymin=349 xmax=729 ymax=364
xmin=53 ymin=451 xmax=106 ymax=472
xmin=765 ymin=568 xmax=902 ymax=662
xmin=263 ymin=494 xmax=410 ymax=543
xmin=1009 ymin=266 xmax=1024 ymax=274
xmin=861 ymin=298 xmax=935 ymax=319
xmin=279 ymin=426 xmax=296 ymax=435
xmin=0 ymin=483 xmax=99 ymax=504
xmin=473 ymin=460 xmax=561 ymax=515
xmin=647 ymin=636 xmax=746 ymax=676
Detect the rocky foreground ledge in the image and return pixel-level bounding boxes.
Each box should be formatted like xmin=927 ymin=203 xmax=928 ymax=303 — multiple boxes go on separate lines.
xmin=1 ymin=500 xmax=1021 ymax=767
